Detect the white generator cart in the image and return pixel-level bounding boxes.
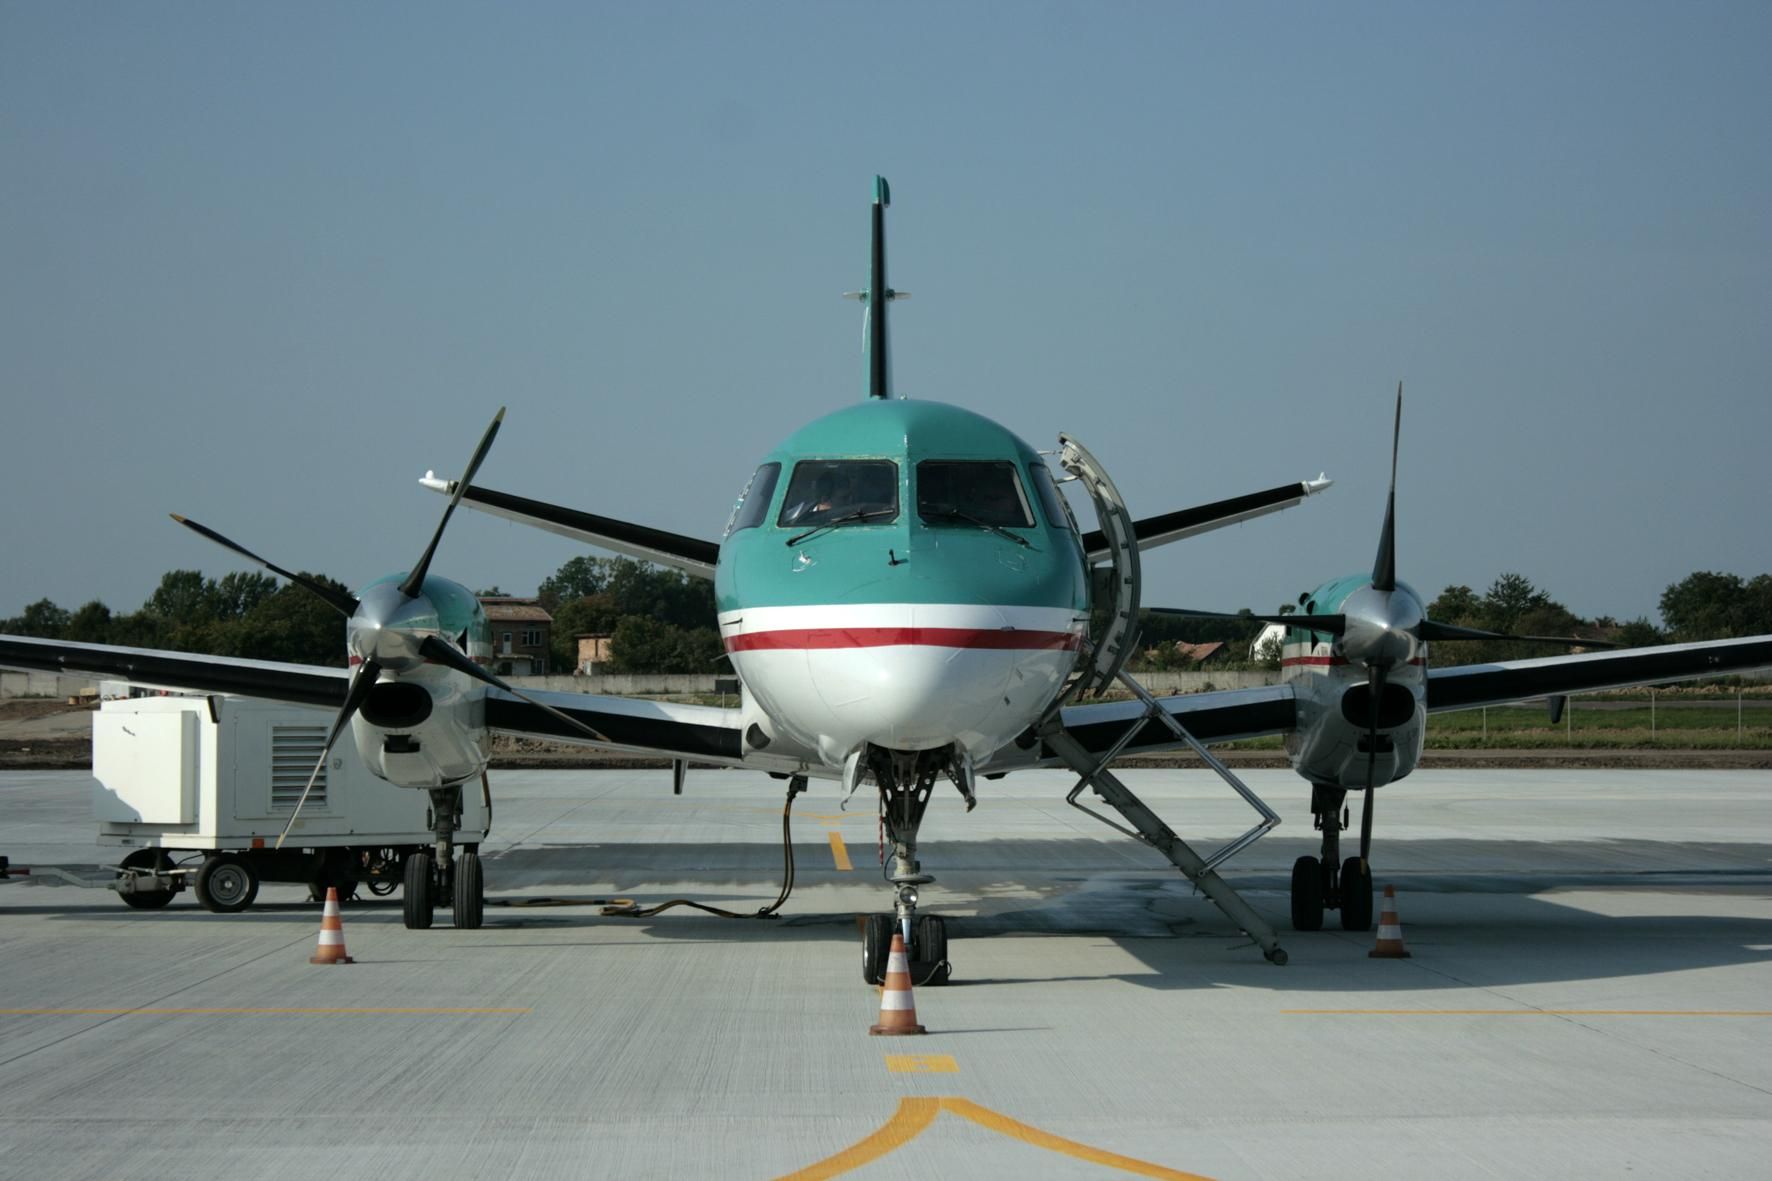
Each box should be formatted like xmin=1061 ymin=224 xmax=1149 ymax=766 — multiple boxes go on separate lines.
xmin=94 ymin=695 xmax=490 ymax=913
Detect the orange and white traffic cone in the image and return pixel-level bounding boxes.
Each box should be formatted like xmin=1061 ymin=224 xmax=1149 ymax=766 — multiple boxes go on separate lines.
xmin=1369 ymin=884 xmax=1411 ymax=959
xmin=309 ymin=886 xmax=355 ymax=964
xmin=869 ymin=932 xmax=926 ymax=1036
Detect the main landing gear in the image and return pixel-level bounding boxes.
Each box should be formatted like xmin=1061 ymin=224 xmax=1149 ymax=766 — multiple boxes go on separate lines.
xmin=402 ymin=783 xmax=484 ymax=930
xmin=1291 ymin=785 xmax=1374 ymax=932
xmin=859 ymin=747 xmax=963 ymax=986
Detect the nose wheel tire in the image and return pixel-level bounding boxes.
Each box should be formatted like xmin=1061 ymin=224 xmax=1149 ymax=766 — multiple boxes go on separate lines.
xmin=912 ymin=914 xmax=951 ymax=986
xmin=402 ymin=851 xmax=434 ymax=930
xmin=453 ymin=850 xmax=483 ymax=930
xmin=1339 ymin=857 xmax=1374 ymax=931
xmin=862 ymin=913 xmax=895 ymax=985
xmin=194 ymin=853 xmax=258 ymax=913
xmin=1290 ymin=855 xmax=1326 ymax=931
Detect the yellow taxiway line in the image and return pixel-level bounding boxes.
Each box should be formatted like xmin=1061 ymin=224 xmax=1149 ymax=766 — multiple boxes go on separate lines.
xmin=827 ymin=830 xmax=854 ymax=871
xmin=778 ymin=1096 xmax=1214 ymax=1180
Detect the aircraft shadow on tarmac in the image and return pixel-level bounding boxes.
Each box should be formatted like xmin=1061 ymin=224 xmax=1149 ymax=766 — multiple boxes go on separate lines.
xmin=14 ymin=835 xmax=1771 ymax=992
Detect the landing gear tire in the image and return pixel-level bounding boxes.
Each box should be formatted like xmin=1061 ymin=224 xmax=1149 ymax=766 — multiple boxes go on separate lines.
xmin=1339 ymin=857 xmax=1374 ymax=932
xmin=1290 ymin=855 xmax=1325 ymax=931
xmin=117 ymin=849 xmax=178 ymax=911
xmin=453 ymin=851 xmax=483 ymax=930
xmin=194 ymin=853 xmax=258 ymax=913
xmin=913 ymin=914 xmax=951 ymax=986
xmin=402 ymin=851 xmax=434 ymax=930
xmin=861 ymin=913 xmax=895 ymax=985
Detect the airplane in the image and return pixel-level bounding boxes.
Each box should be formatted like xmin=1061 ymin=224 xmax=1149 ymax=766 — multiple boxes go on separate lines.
xmin=4 ymin=177 xmax=1770 ymax=984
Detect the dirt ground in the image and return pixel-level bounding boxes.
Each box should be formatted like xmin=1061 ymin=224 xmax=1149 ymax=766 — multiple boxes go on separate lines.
xmin=3 ymin=698 xmax=1767 ymax=771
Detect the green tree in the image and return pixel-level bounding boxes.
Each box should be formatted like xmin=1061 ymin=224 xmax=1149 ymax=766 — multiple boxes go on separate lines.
xmin=1428 ymin=585 xmax=1480 ymax=624
xmin=64 ymin=601 xmax=114 ymax=643
xmin=1660 ymin=571 xmax=1750 ymax=640
xmin=1616 ymin=616 xmax=1665 ymax=647
xmin=607 ymin=616 xmax=723 ymax=673
xmin=537 ymin=556 xmax=611 ymax=610
xmin=548 ymin=592 xmax=623 ymax=672
xmin=7 ymin=598 xmax=70 ymax=637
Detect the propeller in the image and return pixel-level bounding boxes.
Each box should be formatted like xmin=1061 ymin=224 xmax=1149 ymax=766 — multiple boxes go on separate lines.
xmin=173 ymin=407 xmax=611 ymax=848
xmin=401 ymin=408 xmax=504 ymax=599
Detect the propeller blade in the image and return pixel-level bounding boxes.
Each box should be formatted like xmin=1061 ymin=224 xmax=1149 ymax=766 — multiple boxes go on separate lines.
xmin=1416 ymin=619 xmax=1617 ymax=648
xmin=171 ymin=515 xmax=360 ymax=616
xmin=275 ymin=658 xmax=381 ymax=850
xmin=417 ymin=634 xmax=609 ymax=744
xmin=400 ymin=408 xmax=506 ymax=599
xmin=1371 ymin=382 xmax=1401 ymax=592
xmin=1146 ymin=607 xmax=1347 ymax=635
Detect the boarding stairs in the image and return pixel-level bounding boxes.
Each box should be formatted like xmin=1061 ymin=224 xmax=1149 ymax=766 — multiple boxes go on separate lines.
xmin=1044 ymin=437 xmax=1287 ymax=964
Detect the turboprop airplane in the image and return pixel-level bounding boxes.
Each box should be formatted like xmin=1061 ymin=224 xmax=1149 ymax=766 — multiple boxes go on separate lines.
xmin=5 ymin=177 xmax=1771 ymax=982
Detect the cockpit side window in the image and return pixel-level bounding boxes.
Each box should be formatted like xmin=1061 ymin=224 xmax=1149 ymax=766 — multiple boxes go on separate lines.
xmin=916 ymin=461 xmax=1034 ymax=528
xmin=777 ymin=460 xmax=899 ymax=527
xmin=723 ymin=462 xmax=782 ymax=537
xmin=1028 ymin=463 xmax=1075 ymax=531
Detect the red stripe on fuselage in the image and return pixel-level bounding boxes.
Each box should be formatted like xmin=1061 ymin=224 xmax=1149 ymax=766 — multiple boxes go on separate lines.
xmin=725 ymin=627 xmax=1082 ymax=652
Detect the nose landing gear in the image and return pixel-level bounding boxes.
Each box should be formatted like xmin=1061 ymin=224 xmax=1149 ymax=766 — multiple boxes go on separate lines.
xmin=1291 ymin=784 xmax=1374 ymax=932
xmin=858 ymin=746 xmax=958 ymax=986
xmin=402 ymin=783 xmax=484 ymax=931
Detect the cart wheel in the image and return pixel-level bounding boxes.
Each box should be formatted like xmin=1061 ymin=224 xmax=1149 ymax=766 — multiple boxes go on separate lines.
xmin=403 ymin=851 xmax=434 ymax=930
xmin=194 ymin=853 xmax=258 ymax=914
xmin=117 ymin=849 xmax=178 ymax=911
xmin=453 ymin=851 xmax=483 ymax=930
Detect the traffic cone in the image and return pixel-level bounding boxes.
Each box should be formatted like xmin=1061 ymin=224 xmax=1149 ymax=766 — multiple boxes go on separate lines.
xmin=308 ymin=886 xmax=355 ymax=964
xmin=868 ymin=932 xmax=926 ymax=1036
xmin=1369 ymin=885 xmax=1411 ymax=959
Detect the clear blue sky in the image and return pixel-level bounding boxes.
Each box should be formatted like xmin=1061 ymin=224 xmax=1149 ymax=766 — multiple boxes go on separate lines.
xmin=3 ymin=1 xmax=1767 ymax=627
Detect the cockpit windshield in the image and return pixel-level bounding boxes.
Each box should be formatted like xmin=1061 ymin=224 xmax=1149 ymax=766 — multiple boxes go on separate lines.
xmin=916 ymin=461 xmax=1034 ymax=528
xmin=777 ymin=460 xmax=899 ymax=527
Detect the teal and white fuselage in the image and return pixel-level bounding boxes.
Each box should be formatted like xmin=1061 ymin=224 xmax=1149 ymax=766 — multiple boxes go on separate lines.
xmin=715 ymin=399 xmax=1089 ymax=770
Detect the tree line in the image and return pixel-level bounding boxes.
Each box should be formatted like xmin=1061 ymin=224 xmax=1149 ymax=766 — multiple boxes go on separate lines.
xmin=6 ymin=563 xmax=1766 ymax=675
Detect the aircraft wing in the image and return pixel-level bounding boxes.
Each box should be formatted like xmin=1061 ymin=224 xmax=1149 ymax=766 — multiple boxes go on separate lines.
xmin=1080 ymin=476 xmax=1332 ymax=561
xmin=978 ymin=683 xmax=1297 ymax=772
xmin=0 ymin=634 xmax=748 ymax=766
xmin=0 ymin=635 xmax=349 ymax=708
xmin=1426 ymin=635 xmax=1772 ymax=712
xmin=418 ymin=475 xmax=718 ymax=578
xmin=482 ymin=688 xmax=744 ymax=764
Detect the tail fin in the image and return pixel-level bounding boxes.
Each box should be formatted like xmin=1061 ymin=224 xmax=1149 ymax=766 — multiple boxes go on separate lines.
xmin=1370 ymin=383 xmax=1402 ymax=591
xmin=846 ymin=176 xmax=908 ymax=400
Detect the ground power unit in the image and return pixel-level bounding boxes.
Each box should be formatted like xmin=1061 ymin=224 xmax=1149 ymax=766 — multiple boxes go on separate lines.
xmin=92 ymin=695 xmax=489 ymax=912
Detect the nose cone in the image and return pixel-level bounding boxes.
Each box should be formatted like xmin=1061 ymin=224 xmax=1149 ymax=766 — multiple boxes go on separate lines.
xmin=1339 ymin=585 xmax=1422 ymax=670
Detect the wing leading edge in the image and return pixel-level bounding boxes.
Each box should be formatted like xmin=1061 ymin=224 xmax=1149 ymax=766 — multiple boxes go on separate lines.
xmin=418 ymin=476 xmax=719 ymax=578
xmin=1427 ymin=635 xmax=1772 ymax=712
xmin=1080 ymin=476 xmax=1333 ymax=561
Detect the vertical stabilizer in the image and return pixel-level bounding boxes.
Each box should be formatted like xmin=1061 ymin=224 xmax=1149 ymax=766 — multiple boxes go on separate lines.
xmin=862 ymin=176 xmax=899 ymax=399
xmin=1370 ymin=383 xmax=1402 ymax=592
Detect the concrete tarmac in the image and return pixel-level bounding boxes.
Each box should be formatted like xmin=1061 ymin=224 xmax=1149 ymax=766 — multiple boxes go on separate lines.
xmin=3 ymin=768 xmax=1770 ymax=1180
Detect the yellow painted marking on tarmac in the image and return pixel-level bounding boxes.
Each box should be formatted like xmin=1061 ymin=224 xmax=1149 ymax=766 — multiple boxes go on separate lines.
xmin=777 ymin=1097 xmax=940 ymax=1181
xmin=884 ymin=1054 xmax=957 ymax=1073
xmin=0 ymin=1008 xmax=531 ymax=1016
xmin=775 ymin=1096 xmax=1214 ymax=1180
xmin=827 ymin=830 xmax=854 ymax=871
xmin=1282 ymin=1007 xmax=1772 ymax=1014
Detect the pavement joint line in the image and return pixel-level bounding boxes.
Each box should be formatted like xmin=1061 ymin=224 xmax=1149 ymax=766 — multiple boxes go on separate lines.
xmin=0 ymin=1008 xmax=532 ymax=1016
xmin=775 ymin=1096 xmax=1214 ymax=1180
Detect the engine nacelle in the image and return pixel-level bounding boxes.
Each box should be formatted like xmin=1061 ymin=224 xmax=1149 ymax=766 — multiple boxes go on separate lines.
xmin=1285 ymin=674 xmax=1426 ymax=790
xmin=349 ymin=664 xmax=489 ymax=788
